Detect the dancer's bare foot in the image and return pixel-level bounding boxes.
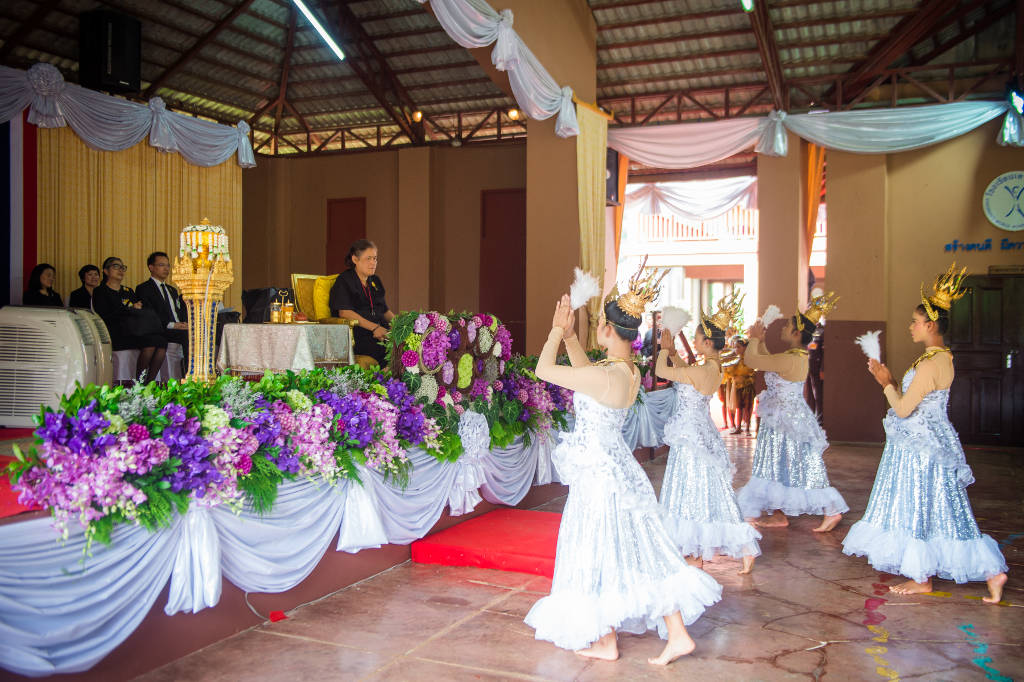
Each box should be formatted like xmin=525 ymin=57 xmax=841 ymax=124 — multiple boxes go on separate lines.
xmin=984 ymin=573 xmax=1008 ymax=604
xmin=812 ymin=513 xmax=843 ymax=533
xmin=739 ymin=555 xmax=755 ymax=574
xmin=889 ymin=579 xmax=933 ymax=595
xmin=648 ymin=634 xmax=696 ymax=666
xmin=577 ymin=632 xmax=618 ymax=661
xmin=755 ymin=511 xmax=789 ymax=527
xmin=729 ymin=428 xmax=742 ymax=435
xmin=685 ymin=556 xmax=704 ymax=570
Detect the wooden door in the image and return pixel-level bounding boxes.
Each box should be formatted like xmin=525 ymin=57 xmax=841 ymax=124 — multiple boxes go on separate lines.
xmin=947 ymin=275 xmax=1024 ymax=446
xmin=480 ymin=189 xmax=526 ymax=355
xmin=326 ymin=198 xmax=366 ymax=274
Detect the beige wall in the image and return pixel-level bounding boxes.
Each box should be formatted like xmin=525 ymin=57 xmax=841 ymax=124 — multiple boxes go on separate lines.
xmin=495 ymin=0 xmax=597 ymax=349
xmin=822 ymin=119 xmax=1023 ymax=441
xmin=242 ymin=143 xmax=525 ymax=315
xmin=757 ymin=131 xmax=806 ymax=349
xmin=884 ymin=120 xmax=1024 ymax=373
xmin=429 ymin=145 xmax=527 ymax=313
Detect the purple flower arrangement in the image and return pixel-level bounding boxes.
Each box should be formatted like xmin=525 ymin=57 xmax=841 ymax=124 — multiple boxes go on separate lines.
xmin=11 ymin=309 xmax=572 ymax=545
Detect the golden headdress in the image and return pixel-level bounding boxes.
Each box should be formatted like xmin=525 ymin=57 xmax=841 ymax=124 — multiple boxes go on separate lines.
xmin=796 ymin=291 xmax=839 ymax=331
xmin=921 ymin=262 xmax=968 ymax=321
xmin=700 ymin=290 xmax=744 ymax=337
xmin=607 ymin=256 xmax=668 ymax=320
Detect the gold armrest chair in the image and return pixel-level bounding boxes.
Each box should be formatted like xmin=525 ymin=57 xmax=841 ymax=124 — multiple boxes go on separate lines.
xmin=290 ymin=273 xmax=379 ymax=370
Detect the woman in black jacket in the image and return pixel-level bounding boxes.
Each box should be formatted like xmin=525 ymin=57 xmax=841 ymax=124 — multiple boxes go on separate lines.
xmin=68 ymin=264 xmax=101 ymax=310
xmin=92 ymin=256 xmax=167 ymax=383
xmin=328 ymin=239 xmax=394 ymax=365
xmin=22 ymin=263 xmax=63 ymax=307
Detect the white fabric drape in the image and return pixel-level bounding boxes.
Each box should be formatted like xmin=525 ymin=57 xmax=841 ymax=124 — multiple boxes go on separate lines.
xmin=782 ymin=101 xmax=1010 ymax=153
xmin=608 ymin=101 xmax=1019 ymax=169
xmin=608 ymin=115 xmax=786 ymax=168
xmin=416 ymin=0 xmax=578 ymax=137
xmin=0 ymin=63 xmax=255 ymax=168
xmin=0 ymin=394 xmax=697 ymax=677
xmin=625 ymin=176 xmax=757 ymax=222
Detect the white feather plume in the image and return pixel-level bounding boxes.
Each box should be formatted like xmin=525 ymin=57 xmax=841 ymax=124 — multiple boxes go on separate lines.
xmin=569 ymin=268 xmax=601 ymax=310
xmin=660 ymin=306 xmax=692 ymax=336
xmin=759 ymin=304 xmax=783 ymax=327
xmin=854 ymin=330 xmax=882 ymax=361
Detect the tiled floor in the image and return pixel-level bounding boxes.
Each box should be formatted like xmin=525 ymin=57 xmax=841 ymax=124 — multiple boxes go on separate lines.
xmin=128 ymin=435 xmax=1022 ymax=680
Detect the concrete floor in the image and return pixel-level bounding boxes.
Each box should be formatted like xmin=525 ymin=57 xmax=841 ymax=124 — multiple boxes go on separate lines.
xmin=136 ymin=435 xmax=1023 ymax=681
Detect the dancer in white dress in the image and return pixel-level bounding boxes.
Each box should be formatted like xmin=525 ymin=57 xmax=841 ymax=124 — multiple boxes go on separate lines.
xmin=656 ymin=294 xmax=761 ymax=573
xmin=525 ymin=272 xmax=721 ymax=666
xmin=736 ymin=293 xmax=848 ymax=532
xmin=843 ymin=264 xmax=1008 ymax=602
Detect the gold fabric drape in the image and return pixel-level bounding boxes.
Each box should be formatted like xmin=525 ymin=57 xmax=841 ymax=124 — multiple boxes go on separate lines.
xmin=37 ymin=127 xmax=243 ymax=309
xmin=804 ymin=142 xmax=825 ymax=256
xmin=612 ymin=152 xmax=629 ymax=260
xmin=576 ymin=104 xmax=609 ymax=349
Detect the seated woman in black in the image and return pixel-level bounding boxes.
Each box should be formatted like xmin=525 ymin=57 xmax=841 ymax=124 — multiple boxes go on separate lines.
xmin=92 ymin=256 xmax=167 ymax=384
xmin=23 ymin=263 xmax=63 ymax=307
xmin=329 ymin=239 xmax=394 ymax=365
xmin=68 ymin=264 xmax=101 ymax=310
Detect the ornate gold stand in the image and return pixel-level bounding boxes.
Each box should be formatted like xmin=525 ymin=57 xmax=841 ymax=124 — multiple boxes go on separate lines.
xmin=172 ymin=254 xmax=233 ymax=383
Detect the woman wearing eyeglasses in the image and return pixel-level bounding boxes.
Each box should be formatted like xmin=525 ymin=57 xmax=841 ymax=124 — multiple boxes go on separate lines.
xmin=92 ymin=256 xmax=167 ymax=383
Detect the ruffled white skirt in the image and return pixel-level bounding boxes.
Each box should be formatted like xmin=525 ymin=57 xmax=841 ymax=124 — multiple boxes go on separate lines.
xmin=660 ymin=443 xmax=761 ymax=561
xmin=525 ymin=470 xmax=721 ymax=650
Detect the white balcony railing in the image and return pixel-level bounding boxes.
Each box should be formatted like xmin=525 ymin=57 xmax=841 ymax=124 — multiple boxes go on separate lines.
xmin=640 ymin=205 xmax=828 ymax=243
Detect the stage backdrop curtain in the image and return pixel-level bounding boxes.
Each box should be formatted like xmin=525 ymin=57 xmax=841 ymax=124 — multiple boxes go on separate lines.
xmin=414 ymin=0 xmax=578 ymax=137
xmin=36 ymin=126 xmax=243 ymax=310
xmin=576 ymin=104 xmax=608 ymax=349
xmin=625 ymin=175 xmax=757 ymax=223
xmin=0 ymin=63 xmax=255 ymax=168
xmin=803 ymin=143 xmax=825 ymax=255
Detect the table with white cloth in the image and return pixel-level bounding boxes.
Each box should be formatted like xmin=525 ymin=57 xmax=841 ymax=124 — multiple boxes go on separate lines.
xmin=216 ymin=323 xmax=354 ymax=374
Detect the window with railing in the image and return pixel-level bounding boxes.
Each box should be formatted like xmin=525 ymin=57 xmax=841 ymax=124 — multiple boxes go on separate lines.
xmin=639 ymin=205 xmax=828 ymax=243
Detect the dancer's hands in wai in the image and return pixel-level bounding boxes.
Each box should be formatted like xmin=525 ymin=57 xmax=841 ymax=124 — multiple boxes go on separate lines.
xmin=552 ymin=294 xmax=574 ymax=338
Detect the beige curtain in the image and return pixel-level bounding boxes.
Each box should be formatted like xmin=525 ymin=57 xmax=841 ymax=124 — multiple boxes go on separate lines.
xmin=576 ymin=104 xmax=608 ymax=349
xmin=37 ymin=127 xmax=243 ymax=309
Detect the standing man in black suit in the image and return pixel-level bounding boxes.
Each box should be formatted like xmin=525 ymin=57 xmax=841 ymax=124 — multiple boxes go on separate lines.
xmin=137 ymin=251 xmax=189 ymax=374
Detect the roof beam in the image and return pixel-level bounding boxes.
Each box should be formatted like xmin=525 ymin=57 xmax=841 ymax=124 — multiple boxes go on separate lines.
xmin=834 ymin=0 xmax=962 ymax=103
xmin=911 ymin=1 xmax=1015 ymax=65
xmin=0 ymin=0 xmax=62 ymax=63
xmin=144 ymin=0 xmax=258 ymax=98
xmin=747 ymin=0 xmax=786 ymax=110
xmin=327 ymin=0 xmax=423 ymax=143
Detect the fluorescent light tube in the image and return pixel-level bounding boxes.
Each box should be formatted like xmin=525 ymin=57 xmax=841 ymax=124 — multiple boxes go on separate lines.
xmin=292 ymin=0 xmax=345 ymax=61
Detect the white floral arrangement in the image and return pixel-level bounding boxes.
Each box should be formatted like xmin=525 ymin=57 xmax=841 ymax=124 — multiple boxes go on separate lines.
xmin=179 ymin=220 xmax=230 ymax=262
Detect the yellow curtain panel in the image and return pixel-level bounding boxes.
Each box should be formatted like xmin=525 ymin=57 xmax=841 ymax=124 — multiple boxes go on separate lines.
xmin=36 ymin=127 xmax=244 ymax=310
xmin=576 ymin=104 xmax=609 ymax=350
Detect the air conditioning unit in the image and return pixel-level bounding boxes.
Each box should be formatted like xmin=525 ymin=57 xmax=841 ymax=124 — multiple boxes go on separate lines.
xmin=70 ymin=308 xmax=113 ymax=387
xmin=0 ymin=306 xmax=92 ymax=427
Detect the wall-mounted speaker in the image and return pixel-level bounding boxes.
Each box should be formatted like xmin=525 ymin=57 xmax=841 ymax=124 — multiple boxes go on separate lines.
xmin=606 ymin=148 xmax=620 ymax=206
xmin=78 ymin=10 xmax=141 ymax=94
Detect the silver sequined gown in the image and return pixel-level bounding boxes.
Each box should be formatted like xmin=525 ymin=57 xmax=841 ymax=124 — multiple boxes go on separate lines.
xmin=842 ymin=367 xmax=1007 ymax=583
xmin=737 ymin=372 xmax=848 ymax=518
xmin=660 ymin=382 xmax=762 ymax=560
xmin=525 ymin=393 xmax=722 ymax=651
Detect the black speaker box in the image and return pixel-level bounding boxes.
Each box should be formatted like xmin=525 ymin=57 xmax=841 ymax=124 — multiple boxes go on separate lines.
xmin=78 ymin=10 xmax=141 ymax=94
xmin=606 ymin=148 xmax=621 ymax=206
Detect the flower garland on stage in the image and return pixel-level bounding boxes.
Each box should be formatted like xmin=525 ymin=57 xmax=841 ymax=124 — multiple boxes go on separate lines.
xmin=6 ymin=311 xmax=573 ymax=547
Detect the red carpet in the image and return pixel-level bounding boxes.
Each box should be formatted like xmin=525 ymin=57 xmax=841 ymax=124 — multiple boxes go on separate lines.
xmin=0 ymin=428 xmax=35 ymax=441
xmin=411 ymin=509 xmax=561 ymax=577
xmin=0 ymin=455 xmax=40 ymax=519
